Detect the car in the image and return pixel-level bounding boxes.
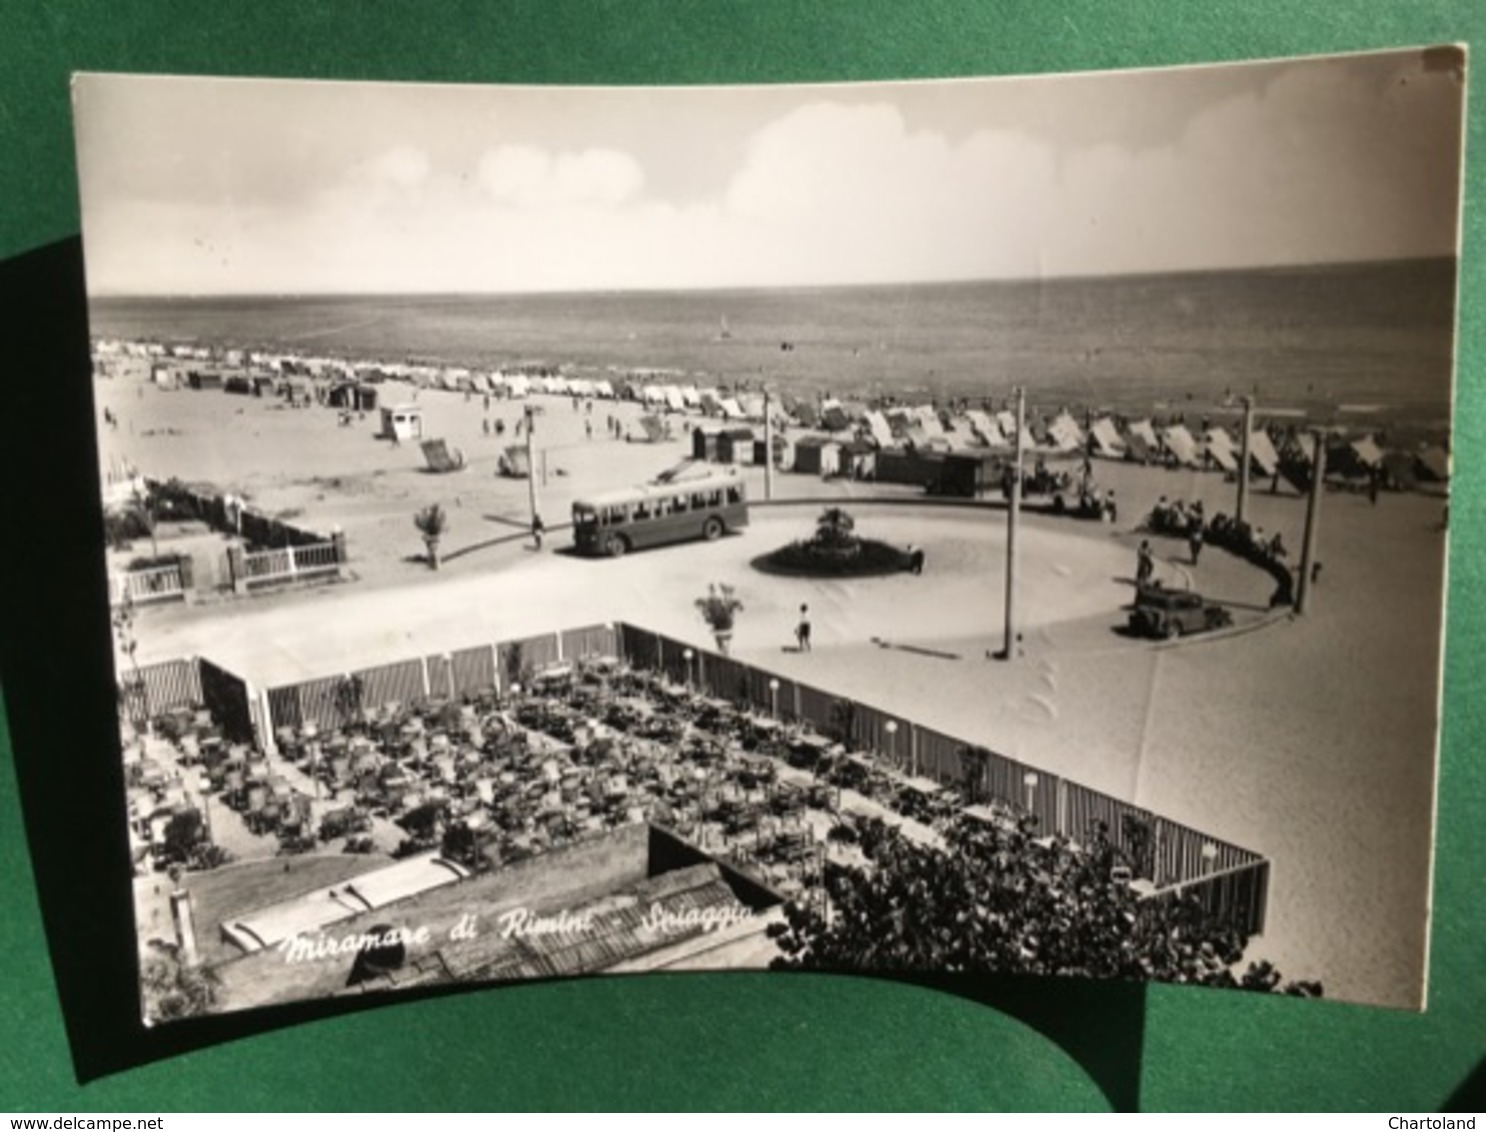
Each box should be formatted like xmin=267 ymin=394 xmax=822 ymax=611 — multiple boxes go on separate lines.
xmin=1127 ymin=585 xmax=1233 ymax=639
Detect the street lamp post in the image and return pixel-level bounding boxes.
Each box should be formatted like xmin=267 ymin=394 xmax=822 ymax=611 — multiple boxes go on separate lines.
xmin=683 ymin=648 xmax=694 ymax=690
xmin=769 ymin=677 xmax=780 ymax=719
xmin=999 ymin=386 xmax=1025 ymax=661
xmin=884 ymin=720 xmax=898 ymax=770
xmin=1022 ymin=771 xmax=1039 ymax=813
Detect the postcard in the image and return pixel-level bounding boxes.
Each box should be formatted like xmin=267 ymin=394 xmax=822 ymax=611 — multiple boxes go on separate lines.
xmin=70 ymin=46 xmax=1463 ymax=1024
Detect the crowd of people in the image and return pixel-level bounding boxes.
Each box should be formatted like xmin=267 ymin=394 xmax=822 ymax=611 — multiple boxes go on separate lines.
xmin=1144 ymin=494 xmax=1296 ymax=606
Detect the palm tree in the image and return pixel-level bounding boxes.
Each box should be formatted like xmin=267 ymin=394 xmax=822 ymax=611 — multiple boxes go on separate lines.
xmin=695 ymin=583 xmax=743 ymax=654
xmin=413 ymin=504 xmax=449 ymax=570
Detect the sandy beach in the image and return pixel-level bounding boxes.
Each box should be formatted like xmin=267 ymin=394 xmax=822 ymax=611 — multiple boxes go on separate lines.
xmin=96 ymin=371 xmax=1447 ymax=1009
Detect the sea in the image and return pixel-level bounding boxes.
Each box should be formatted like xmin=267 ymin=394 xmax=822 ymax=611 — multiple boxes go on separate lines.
xmin=89 ymin=259 xmax=1458 ymax=438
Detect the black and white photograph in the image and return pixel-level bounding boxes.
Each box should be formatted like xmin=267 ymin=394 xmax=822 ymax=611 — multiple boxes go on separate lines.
xmin=72 ymin=47 xmax=1463 ymax=1025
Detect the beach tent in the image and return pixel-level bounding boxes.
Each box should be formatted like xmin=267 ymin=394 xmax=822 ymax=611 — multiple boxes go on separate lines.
xmin=421 ymin=439 xmax=467 ymax=474
xmin=1046 ymin=414 xmax=1084 ymax=453
xmin=503 ymin=375 xmax=531 ymax=399
xmin=863 ymin=410 xmax=895 ymax=449
xmin=719 ymin=397 xmax=745 ymax=419
xmin=1161 ymin=424 xmax=1199 ymax=466
xmin=634 ymin=415 xmax=669 ymax=443
xmin=820 ymin=404 xmax=851 ymax=432
xmin=285 ymin=377 xmax=315 ymax=406
xmin=593 ymin=380 xmax=616 ymax=399
xmin=1247 ymin=430 xmax=1281 ymax=477
xmin=738 ymin=394 xmax=766 ymax=420
xmin=911 ymin=405 xmax=946 ymax=439
xmin=471 ymin=373 xmax=492 ymax=394
xmin=1350 ymin=434 xmax=1386 ymax=469
xmin=995 ymin=410 xmax=1017 ymax=435
xmin=642 ymin=385 xmax=667 ymax=406
xmin=1204 ymin=427 xmax=1238 ymax=472
xmin=1381 ymin=451 xmax=1417 ymax=491
xmin=665 ymin=387 xmax=687 ymax=413
xmin=791 ymin=401 xmax=820 ymax=428
xmin=698 ymin=389 xmax=723 ymax=415
xmin=1089 ymin=417 xmax=1125 ymax=459
xmin=1129 ymin=419 xmax=1159 ymax=449
xmin=966 ymin=410 xmax=1003 ymax=447
xmin=680 ymin=385 xmax=701 ymax=408
xmin=1416 ymin=445 xmax=1450 ymax=482
xmin=497 ymin=445 xmax=530 ymax=477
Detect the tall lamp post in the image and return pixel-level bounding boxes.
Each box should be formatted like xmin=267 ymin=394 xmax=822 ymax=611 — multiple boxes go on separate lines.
xmin=683 ymin=648 xmax=694 ymax=690
xmin=998 ymin=386 xmax=1025 ymax=661
xmin=769 ymin=678 xmax=780 ymax=720
xmin=884 ymin=720 xmax=898 ymax=770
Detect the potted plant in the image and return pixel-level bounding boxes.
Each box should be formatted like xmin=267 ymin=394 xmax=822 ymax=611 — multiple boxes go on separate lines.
xmin=695 ymin=583 xmax=743 ymax=655
xmin=413 ymin=503 xmax=449 ymax=570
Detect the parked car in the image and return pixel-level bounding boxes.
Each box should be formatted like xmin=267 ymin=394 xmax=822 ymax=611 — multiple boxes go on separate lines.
xmin=1128 ymin=585 xmax=1232 ymax=639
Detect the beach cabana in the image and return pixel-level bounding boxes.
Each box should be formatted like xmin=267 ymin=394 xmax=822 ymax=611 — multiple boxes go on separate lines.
xmin=497 ymin=446 xmax=530 ymax=477
xmin=754 ymin=435 xmax=791 ymax=469
xmin=716 ymin=428 xmax=755 ymax=464
xmin=593 ymin=380 xmax=616 ymax=399
xmin=692 ymin=428 xmax=719 ymax=462
xmin=188 ymin=370 xmax=224 ymax=391
xmin=792 ymin=436 xmax=840 ymax=477
xmin=421 ymin=439 xmax=467 ymax=474
xmin=665 ymin=387 xmax=687 ymax=413
xmin=380 ymin=403 xmax=424 ymax=442
xmin=680 ymin=385 xmax=701 ymax=408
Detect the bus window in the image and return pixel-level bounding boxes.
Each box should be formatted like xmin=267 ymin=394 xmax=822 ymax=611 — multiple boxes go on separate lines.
xmin=691 ymin=492 xmax=706 ymax=510
xmin=706 ymin=489 xmax=722 ymax=507
xmin=633 ymin=501 xmax=651 ymax=521
xmin=673 ymin=494 xmax=688 ymax=513
xmin=726 ymin=485 xmax=743 ymax=505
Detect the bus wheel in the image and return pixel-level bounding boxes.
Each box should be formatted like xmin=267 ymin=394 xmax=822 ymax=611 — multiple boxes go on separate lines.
xmin=605 ymin=534 xmax=628 ymax=557
xmin=702 ymin=518 xmax=724 ymax=541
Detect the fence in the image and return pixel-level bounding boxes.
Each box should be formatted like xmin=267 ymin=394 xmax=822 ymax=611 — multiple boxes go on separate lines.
xmin=236 ymin=539 xmax=342 ymax=588
xmin=118 ymin=656 xmax=202 ymax=727
xmin=109 ymin=563 xmax=187 ymax=607
xmin=137 ymin=617 xmax=1266 ymax=934
xmin=262 ymin=622 xmax=622 ymax=735
xmin=613 ymin=622 xmax=1268 ymax=934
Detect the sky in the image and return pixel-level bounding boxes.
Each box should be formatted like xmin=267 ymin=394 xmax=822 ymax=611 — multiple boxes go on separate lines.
xmin=72 ymin=47 xmax=1466 ymax=295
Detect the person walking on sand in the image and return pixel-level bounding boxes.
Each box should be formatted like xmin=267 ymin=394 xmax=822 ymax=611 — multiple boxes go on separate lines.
xmin=1136 ymin=540 xmax=1155 ymax=587
xmin=796 ymin=604 xmax=812 ymax=652
xmin=1188 ymin=525 xmax=1204 ymax=566
xmin=531 ymin=514 xmax=545 ymax=550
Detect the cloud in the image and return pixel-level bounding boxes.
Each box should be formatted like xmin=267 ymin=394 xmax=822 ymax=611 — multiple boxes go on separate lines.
xmin=477 ymin=145 xmax=644 ymax=208
xmin=365 ymin=146 xmax=430 ymax=190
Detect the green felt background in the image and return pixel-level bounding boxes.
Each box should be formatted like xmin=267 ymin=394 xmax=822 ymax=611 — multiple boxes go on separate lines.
xmin=1 ymin=0 xmax=1483 ymax=1112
